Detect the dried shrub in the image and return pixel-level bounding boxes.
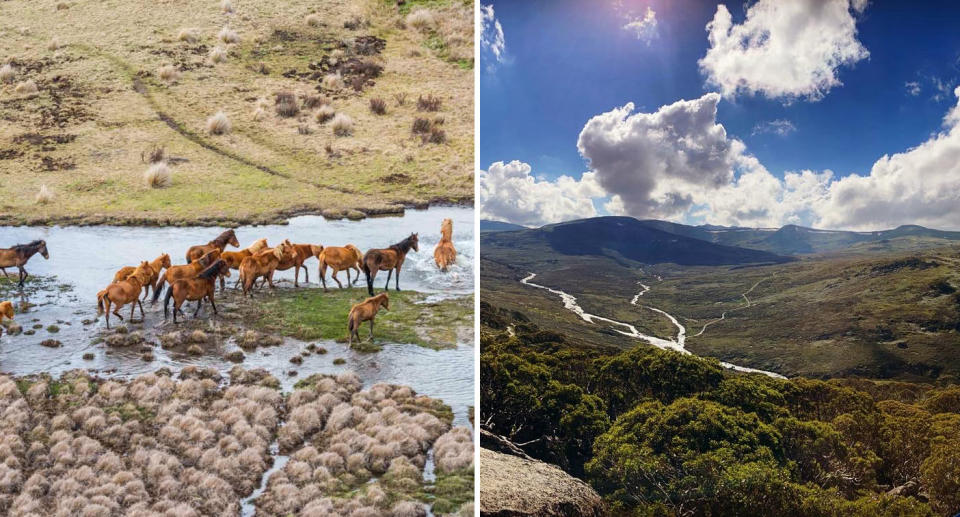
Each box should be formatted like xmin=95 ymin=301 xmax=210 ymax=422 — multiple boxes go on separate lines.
xmin=331 ymin=113 xmax=354 ymax=137
xmin=322 ymin=73 xmax=344 ymax=91
xmin=411 ymin=117 xmax=431 ymax=134
xmin=206 ymin=110 xmax=231 ymax=135
xmin=305 ymin=14 xmax=321 ymax=27
xmin=369 ymin=98 xmax=386 ymax=115
xmin=35 ymin=184 xmax=54 ymax=204
xmin=406 ymin=9 xmax=436 ymax=31
xmin=344 ymin=15 xmax=366 ymax=30
xmin=178 ymin=29 xmax=199 ymax=43
xmin=221 ymin=0 xmax=233 ymax=13
xmin=209 ymin=46 xmax=228 ymax=64
xmin=417 ymin=94 xmax=441 ymax=112
xmin=157 ymin=65 xmax=181 ymax=82
xmin=218 ymin=27 xmax=240 ymax=44
xmin=315 ymin=105 xmax=335 ymax=124
xmin=47 ymin=38 xmax=61 ymax=51
xmin=425 ymin=127 xmax=446 ymax=144
xmin=274 ymin=91 xmax=299 ymax=118
xmin=14 ymin=79 xmax=38 ymax=95
xmin=0 ymin=64 xmax=15 ymax=84
xmin=144 ymin=163 xmax=172 ymax=188
xmin=145 ymin=146 xmax=165 ymax=163
xmin=394 ymin=92 xmax=407 ymax=106
xmin=297 ymin=123 xmax=312 ymax=135
xmin=302 ymin=94 xmax=328 ymax=109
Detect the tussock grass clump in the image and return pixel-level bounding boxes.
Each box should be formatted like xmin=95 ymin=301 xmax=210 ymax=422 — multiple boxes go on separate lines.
xmin=218 ymin=27 xmax=240 ymax=44
xmin=143 ymin=162 xmax=172 ymax=188
xmin=306 ymin=14 xmax=321 ymax=27
xmin=157 ymin=65 xmax=181 ymax=83
xmin=0 ymin=63 xmax=15 ymax=84
xmin=433 ymin=427 xmax=473 ymax=473
xmin=416 ymin=94 xmax=441 ymax=112
xmin=221 ymin=0 xmax=233 ymax=14
xmin=406 ymin=9 xmax=436 ymax=31
xmin=35 ymin=184 xmax=54 ymax=204
xmin=315 ymin=105 xmax=335 ymax=124
xmin=412 ymin=117 xmax=431 ymax=135
xmin=178 ymin=29 xmax=199 ymax=43
xmin=394 ymin=92 xmax=407 ymax=106
xmin=209 ymin=46 xmax=228 ymax=64
xmin=47 ymin=38 xmax=61 ymax=51
xmin=274 ymin=91 xmax=299 ymax=118
xmin=302 ymin=94 xmax=328 ymax=109
xmin=297 ymin=123 xmax=312 ymax=135
xmin=14 ymin=79 xmax=39 ymax=95
xmin=206 ymin=110 xmax=231 ymax=135
xmin=426 ymin=127 xmax=446 ymax=144
xmin=322 ymin=72 xmax=344 ymax=91
xmin=145 ymin=146 xmax=165 ymax=163
xmin=330 ymin=113 xmax=353 ymax=137
xmin=369 ymin=98 xmax=386 ymax=115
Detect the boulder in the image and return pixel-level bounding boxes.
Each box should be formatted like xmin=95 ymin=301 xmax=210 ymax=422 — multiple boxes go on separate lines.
xmin=479 ymin=448 xmax=604 ymax=517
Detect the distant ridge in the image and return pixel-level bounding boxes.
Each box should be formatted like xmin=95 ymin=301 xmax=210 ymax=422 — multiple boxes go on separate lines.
xmin=482 ymin=216 xmax=791 ymax=266
xmin=480 ymin=220 xmax=529 ymax=233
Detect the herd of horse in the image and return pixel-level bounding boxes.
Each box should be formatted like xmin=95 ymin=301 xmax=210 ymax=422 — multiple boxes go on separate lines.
xmin=0 ymin=218 xmax=459 ymax=344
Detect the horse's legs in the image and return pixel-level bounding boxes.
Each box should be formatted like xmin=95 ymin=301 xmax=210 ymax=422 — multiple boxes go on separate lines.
xmin=193 ymin=300 xmax=202 ymax=317
xmin=104 ymin=299 xmax=112 ymax=329
xmin=294 ymin=264 xmax=300 ymax=288
xmin=351 ymin=267 xmax=360 ymax=285
xmin=138 ymin=300 xmax=145 ymax=319
xmin=1 ymin=268 xmax=9 ymax=279
xmin=173 ymin=301 xmax=179 ymax=324
xmin=333 ymin=269 xmax=343 ymax=289
xmin=130 ymin=301 xmax=137 ymax=321
xmin=368 ymin=320 xmax=374 ymax=342
xmin=267 ymin=270 xmax=276 ymax=288
xmin=302 ymin=264 xmax=309 ymax=283
xmin=395 ymin=265 xmax=401 ymax=291
xmin=17 ymin=266 xmax=26 ymax=288
xmin=209 ymin=294 xmax=218 ymax=315
xmin=383 ymin=270 xmax=392 ymax=291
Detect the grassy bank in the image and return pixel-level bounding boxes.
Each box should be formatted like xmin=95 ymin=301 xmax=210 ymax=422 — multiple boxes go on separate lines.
xmin=241 ymin=287 xmax=473 ymax=349
xmin=0 ymin=0 xmax=473 ymax=226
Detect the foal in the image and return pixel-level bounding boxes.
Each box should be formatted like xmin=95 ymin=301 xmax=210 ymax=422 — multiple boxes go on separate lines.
xmin=185 ymin=229 xmax=239 ymax=263
xmin=362 ymin=234 xmax=418 ymax=296
xmin=318 ymin=244 xmax=363 ymax=291
xmin=0 ymin=240 xmax=49 ymax=288
xmin=97 ymin=262 xmax=151 ymax=329
xmin=164 ymin=260 xmax=231 ymax=323
xmin=347 ymin=292 xmax=390 ymax=346
xmin=433 ymin=218 xmax=456 ymax=271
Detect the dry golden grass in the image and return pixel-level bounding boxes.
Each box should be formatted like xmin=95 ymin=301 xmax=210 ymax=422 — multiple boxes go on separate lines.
xmin=406 ymin=9 xmax=436 ymax=31
xmin=157 ymin=64 xmax=181 ymax=82
xmin=221 ymin=0 xmax=234 ymax=14
xmin=13 ymin=79 xmax=38 ymax=94
xmin=0 ymin=0 xmax=473 ymax=225
xmin=322 ymin=72 xmax=345 ymax=90
xmin=0 ymin=63 xmax=14 ymax=83
xmin=218 ymin=26 xmax=240 ymax=44
xmin=306 ymin=13 xmax=321 ymax=27
xmin=209 ymin=45 xmax=228 ymax=64
xmin=35 ymin=184 xmax=54 ymax=204
xmin=315 ymin=105 xmax=335 ymax=124
xmin=47 ymin=37 xmax=60 ymax=51
xmin=331 ymin=113 xmax=353 ymax=137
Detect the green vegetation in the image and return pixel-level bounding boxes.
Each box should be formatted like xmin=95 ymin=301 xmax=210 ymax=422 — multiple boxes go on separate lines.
xmin=481 ymin=304 xmax=960 ymax=516
xmin=242 ymin=288 xmax=472 ymax=349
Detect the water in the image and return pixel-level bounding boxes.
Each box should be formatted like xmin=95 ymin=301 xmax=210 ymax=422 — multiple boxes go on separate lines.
xmin=0 ymin=206 xmax=475 ymax=423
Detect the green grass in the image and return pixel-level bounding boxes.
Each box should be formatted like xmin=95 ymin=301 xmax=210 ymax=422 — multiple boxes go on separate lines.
xmin=243 ymin=288 xmax=472 ymax=349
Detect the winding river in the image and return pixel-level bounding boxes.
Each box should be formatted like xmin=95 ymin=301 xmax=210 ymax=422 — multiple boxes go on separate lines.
xmin=521 ymin=272 xmax=785 ymax=379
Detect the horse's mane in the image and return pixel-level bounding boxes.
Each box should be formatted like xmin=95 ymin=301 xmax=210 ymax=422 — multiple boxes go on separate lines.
xmin=199 ymin=260 xmax=225 ymax=279
xmin=12 ymin=240 xmax=44 ymax=252
xmin=389 ymin=234 xmax=417 ymax=253
xmin=212 ymin=229 xmax=236 ymax=247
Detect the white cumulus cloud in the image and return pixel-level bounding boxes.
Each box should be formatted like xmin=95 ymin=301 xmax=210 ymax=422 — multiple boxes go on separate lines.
xmin=699 ymin=0 xmax=869 ymax=102
xmin=751 ymin=119 xmax=797 ymax=137
xmin=622 ymin=6 xmax=658 ymax=44
xmin=478 ymin=161 xmax=605 ymax=226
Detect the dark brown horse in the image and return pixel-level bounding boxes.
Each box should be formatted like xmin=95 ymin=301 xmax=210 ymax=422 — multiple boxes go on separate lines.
xmin=0 ymin=240 xmax=49 ymax=288
xmin=362 ymin=233 xmax=418 ymax=295
xmin=164 ymin=260 xmax=231 ymax=323
xmin=185 ymin=229 xmax=239 ymax=263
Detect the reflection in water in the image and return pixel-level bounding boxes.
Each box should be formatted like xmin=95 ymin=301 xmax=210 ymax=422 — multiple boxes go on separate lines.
xmin=0 ymin=207 xmax=474 ymax=424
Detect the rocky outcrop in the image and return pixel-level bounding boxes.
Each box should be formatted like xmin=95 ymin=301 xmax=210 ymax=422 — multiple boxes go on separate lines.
xmin=479 ymin=448 xmax=605 ymax=517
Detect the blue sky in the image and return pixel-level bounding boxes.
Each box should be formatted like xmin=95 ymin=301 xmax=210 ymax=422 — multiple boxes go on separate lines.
xmin=478 ymin=0 xmax=960 ymax=230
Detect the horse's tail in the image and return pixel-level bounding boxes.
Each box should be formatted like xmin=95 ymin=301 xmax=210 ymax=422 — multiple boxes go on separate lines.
xmin=363 ymin=259 xmax=373 ymax=295
xmin=347 ymin=310 xmax=357 ymax=333
xmin=96 ymin=290 xmax=107 ymax=315
xmin=151 ymin=272 xmax=167 ymax=303
xmin=163 ymin=285 xmax=173 ymax=318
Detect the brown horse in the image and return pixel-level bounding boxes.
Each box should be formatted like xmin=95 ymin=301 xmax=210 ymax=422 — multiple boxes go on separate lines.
xmin=238 ymin=243 xmax=292 ymax=296
xmin=97 ymin=262 xmax=151 ymax=329
xmin=113 ymin=253 xmax=171 ymax=301
xmin=318 ymin=244 xmax=363 ymax=291
xmin=347 ymin=292 xmax=389 ymax=346
xmin=220 ymin=238 xmax=268 ymax=290
xmin=363 ymin=233 xmax=418 ymax=295
xmin=433 ymin=218 xmax=456 ymax=271
xmin=0 ymin=300 xmax=13 ymax=338
xmin=164 ymin=260 xmax=230 ymax=323
xmin=269 ymin=240 xmax=317 ymax=287
xmin=151 ymin=249 xmax=220 ymax=303
xmin=185 ymin=229 xmax=239 ymax=263
xmin=0 ymin=240 xmax=49 ymax=288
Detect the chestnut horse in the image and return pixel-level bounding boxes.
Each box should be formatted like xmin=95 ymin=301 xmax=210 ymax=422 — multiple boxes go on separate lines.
xmin=220 ymin=238 xmax=268 ymax=290
xmin=363 ymin=234 xmax=418 ymax=295
xmin=433 ymin=218 xmax=456 ymax=271
xmin=0 ymin=300 xmax=13 ymax=338
xmin=185 ymin=229 xmax=239 ymax=263
xmin=113 ymin=253 xmax=171 ymax=301
xmin=151 ymin=249 xmax=220 ymax=303
xmin=164 ymin=260 xmax=231 ymax=323
xmin=290 ymin=243 xmax=323 ymax=286
xmin=347 ymin=292 xmax=389 ymax=346
xmin=238 ymin=243 xmax=292 ymax=296
xmin=319 ymin=244 xmax=363 ymax=291
xmin=97 ymin=262 xmax=151 ymax=329
xmin=0 ymin=240 xmax=50 ymax=288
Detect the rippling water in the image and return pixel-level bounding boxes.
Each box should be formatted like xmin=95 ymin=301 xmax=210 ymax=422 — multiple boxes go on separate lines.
xmin=0 ymin=206 xmax=475 ymax=424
